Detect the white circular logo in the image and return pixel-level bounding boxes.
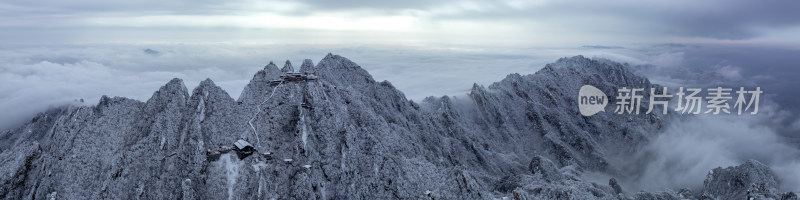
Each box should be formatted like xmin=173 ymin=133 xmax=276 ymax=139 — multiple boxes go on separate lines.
xmin=578 ymin=85 xmax=608 ymax=116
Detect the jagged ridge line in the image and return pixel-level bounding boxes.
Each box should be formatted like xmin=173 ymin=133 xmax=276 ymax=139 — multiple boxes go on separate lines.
xmin=248 ymin=80 xmax=284 ymax=148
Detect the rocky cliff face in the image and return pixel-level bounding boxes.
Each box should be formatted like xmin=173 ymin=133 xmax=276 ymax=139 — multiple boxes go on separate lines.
xmin=0 ymin=54 xmax=795 ymax=199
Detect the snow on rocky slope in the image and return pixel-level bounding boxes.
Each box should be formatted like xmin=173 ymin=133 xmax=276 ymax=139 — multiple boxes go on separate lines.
xmin=0 ymin=54 xmax=795 ymax=199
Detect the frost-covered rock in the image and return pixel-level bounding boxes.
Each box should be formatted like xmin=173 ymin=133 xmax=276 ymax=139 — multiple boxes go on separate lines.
xmin=0 ymin=54 xmax=792 ymax=199
xmin=702 ymin=160 xmax=781 ymax=200
xmin=281 ymin=60 xmax=294 ymax=73
xmin=529 ymin=155 xmax=562 ymax=182
xmin=299 ymin=59 xmax=315 ymax=74
xmin=609 ymin=178 xmax=623 ymax=195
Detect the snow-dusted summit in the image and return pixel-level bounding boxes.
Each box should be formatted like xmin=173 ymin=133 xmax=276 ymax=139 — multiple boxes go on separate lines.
xmin=0 ymin=54 xmax=794 ymax=199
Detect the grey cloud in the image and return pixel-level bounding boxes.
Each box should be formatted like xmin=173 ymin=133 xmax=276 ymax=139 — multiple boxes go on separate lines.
xmin=0 ymin=0 xmax=446 ymax=19
xmin=581 ymin=45 xmax=624 ymax=49
xmin=3 ymin=0 xmax=799 ymax=41
xmin=0 ymin=0 xmax=236 ymax=16
xmin=295 ymin=0 xmax=800 ymax=40
xmin=423 ymin=0 xmax=800 ymax=40
xmin=290 ymin=0 xmax=452 ymax=11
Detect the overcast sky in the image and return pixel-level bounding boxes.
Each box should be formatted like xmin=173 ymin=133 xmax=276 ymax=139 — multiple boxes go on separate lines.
xmin=2 ymin=0 xmax=800 ymax=46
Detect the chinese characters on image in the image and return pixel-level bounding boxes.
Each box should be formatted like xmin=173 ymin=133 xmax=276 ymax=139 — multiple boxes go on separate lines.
xmin=613 ymin=87 xmax=762 ymax=115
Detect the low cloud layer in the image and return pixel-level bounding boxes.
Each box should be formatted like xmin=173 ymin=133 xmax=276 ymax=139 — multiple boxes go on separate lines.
xmin=626 ymin=44 xmax=800 ymax=138
xmin=0 ymin=44 xmax=567 ymax=130
xmin=4 ymin=43 xmax=799 ymax=133
xmin=0 ymin=43 xmax=688 ymax=131
xmin=599 ymin=44 xmax=800 ymax=193
xmin=622 ymin=113 xmax=800 ymax=192
xmin=0 ymin=44 xmax=291 ymax=130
